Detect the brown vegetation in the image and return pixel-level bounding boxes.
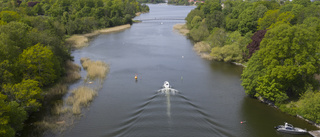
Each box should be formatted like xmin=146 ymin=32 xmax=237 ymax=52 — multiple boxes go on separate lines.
xmin=173 ymin=23 xmax=189 ymax=36
xmin=67 ymin=86 xmax=97 ymax=114
xmin=66 ymin=24 xmax=131 ymax=49
xmin=193 ymin=42 xmax=213 ymax=60
xmin=80 ymin=57 xmax=110 ymax=80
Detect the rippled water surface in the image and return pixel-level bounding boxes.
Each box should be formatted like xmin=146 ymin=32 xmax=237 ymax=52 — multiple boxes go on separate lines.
xmin=63 ymin=4 xmax=317 ymax=137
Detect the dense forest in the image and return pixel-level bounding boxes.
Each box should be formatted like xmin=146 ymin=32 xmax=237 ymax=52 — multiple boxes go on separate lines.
xmin=0 ymin=0 xmax=148 ymax=136
xmin=137 ymin=0 xmax=165 ymax=4
xmin=168 ymin=0 xmax=192 ymax=5
xmin=186 ymin=0 xmax=320 ymax=123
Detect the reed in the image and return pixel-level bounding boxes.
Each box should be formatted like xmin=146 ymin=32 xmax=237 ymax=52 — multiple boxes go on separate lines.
xmin=173 ymin=24 xmax=189 ymax=36
xmin=67 ymin=86 xmax=97 ymax=114
xmin=63 ymin=60 xmax=81 ymax=83
xmin=65 ymin=35 xmax=89 ymax=49
xmin=80 ymin=58 xmax=109 ymax=79
xmin=193 ymin=42 xmax=213 ymax=60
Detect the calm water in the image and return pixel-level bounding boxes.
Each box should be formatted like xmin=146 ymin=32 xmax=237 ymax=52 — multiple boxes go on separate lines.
xmin=62 ymin=4 xmax=317 ymax=137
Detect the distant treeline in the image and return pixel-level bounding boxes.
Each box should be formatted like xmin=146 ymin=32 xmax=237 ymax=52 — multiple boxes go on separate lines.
xmin=168 ymin=0 xmax=192 ymax=5
xmin=186 ymin=0 xmax=320 ymax=123
xmin=0 ymin=0 xmax=149 ymax=136
xmin=137 ymin=0 xmax=165 ymax=4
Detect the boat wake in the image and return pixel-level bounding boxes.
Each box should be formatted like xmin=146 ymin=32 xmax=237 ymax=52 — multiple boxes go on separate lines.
xmin=158 ymin=81 xmax=178 ymax=95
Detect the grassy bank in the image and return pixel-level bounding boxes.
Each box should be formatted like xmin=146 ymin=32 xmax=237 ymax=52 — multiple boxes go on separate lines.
xmin=173 ymin=23 xmax=189 ymax=36
xmin=66 ymin=24 xmax=131 ymax=49
xmin=80 ymin=57 xmax=110 ymax=80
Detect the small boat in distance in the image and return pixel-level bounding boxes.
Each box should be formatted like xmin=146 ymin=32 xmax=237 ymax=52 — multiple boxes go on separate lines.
xmin=274 ymin=122 xmax=307 ymax=134
xmin=163 ymin=81 xmax=170 ymax=88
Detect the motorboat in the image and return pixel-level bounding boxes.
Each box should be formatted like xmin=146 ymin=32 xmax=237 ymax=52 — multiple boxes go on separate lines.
xmin=275 ymin=122 xmax=307 ymax=134
xmin=163 ymin=81 xmax=170 ymax=88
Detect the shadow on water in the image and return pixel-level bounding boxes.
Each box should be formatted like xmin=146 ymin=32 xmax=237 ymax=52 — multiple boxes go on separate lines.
xmin=240 ymin=97 xmax=317 ymax=137
xmin=105 ymin=89 xmax=233 ymax=137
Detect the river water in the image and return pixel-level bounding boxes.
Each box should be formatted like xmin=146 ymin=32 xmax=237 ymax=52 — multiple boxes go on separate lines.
xmin=63 ymin=4 xmax=317 ymax=137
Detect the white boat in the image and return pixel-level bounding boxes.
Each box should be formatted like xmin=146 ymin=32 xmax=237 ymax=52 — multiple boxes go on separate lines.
xmin=163 ymin=81 xmax=170 ymax=88
xmin=275 ymin=122 xmax=307 ymax=134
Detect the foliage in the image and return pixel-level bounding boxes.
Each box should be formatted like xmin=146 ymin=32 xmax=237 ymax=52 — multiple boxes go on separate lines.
xmin=246 ymin=30 xmax=267 ymax=59
xmin=0 ymin=0 xmax=147 ymax=135
xmin=18 ymin=43 xmax=59 ymax=87
xmin=257 ymin=9 xmax=279 ymax=30
xmin=210 ymin=43 xmax=243 ymax=62
xmin=137 ymin=0 xmax=165 ymax=3
xmin=185 ymin=9 xmax=204 ymax=29
xmin=242 ymin=24 xmax=320 ymax=102
xmin=296 ymin=91 xmax=320 ymax=123
xmin=185 ymin=0 xmax=320 ymax=123
xmin=168 ymin=0 xmax=190 ymax=5
xmin=3 ymin=79 xmax=42 ymax=112
xmin=189 ymin=22 xmax=209 ymax=42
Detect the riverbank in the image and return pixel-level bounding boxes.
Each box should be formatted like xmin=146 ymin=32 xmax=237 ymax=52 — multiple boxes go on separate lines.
xmin=173 ymin=24 xmax=211 ymax=60
xmin=173 ymin=23 xmax=320 ymax=130
xmin=66 ymin=24 xmax=131 ymax=49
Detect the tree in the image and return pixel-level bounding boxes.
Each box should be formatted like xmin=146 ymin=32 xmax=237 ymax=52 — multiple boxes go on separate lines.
xmin=292 ymin=0 xmax=311 ymax=7
xmin=3 ymin=79 xmax=42 ymax=112
xmin=185 ymin=9 xmax=204 ymax=29
xmin=257 ymin=9 xmax=279 ymax=30
xmin=238 ymin=7 xmax=258 ymax=35
xmin=205 ymin=10 xmax=224 ymax=31
xmin=246 ymin=30 xmax=267 ymax=59
xmin=0 ymin=94 xmax=27 ymax=137
xmin=210 ymin=43 xmax=243 ymax=62
xmin=242 ymin=24 xmax=320 ymax=102
xmin=18 ymin=43 xmax=58 ymax=87
xmin=0 ymin=11 xmax=20 ymax=23
xmin=0 ymin=95 xmax=14 ymax=137
xmin=190 ymin=16 xmax=202 ymax=29
xmin=0 ymin=22 xmax=32 ymax=51
xmin=189 ymin=22 xmax=209 ymax=42
xmin=268 ymin=11 xmax=294 ymax=29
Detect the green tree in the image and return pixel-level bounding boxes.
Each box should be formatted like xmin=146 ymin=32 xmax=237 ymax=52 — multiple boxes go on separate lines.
xmin=268 ymin=11 xmax=294 ymax=29
xmin=238 ymin=7 xmax=257 ymax=35
xmin=185 ymin=9 xmax=204 ymax=29
xmin=3 ymin=79 xmax=42 ymax=112
xmin=190 ymin=16 xmax=202 ymax=29
xmin=257 ymin=9 xmax=279 ymax=30
xmin=18 ymin=43 xmax=58 ymax=87
xmin=292 ymin=0 xmax=311 ymax=7
xmin=0 ymin=22 xmax=32 ymax=51
xmin=189 ymin=22 xmax=209 ymax=42
xmin=0 ymin=11 xmax=20 ymax=23
xmin=242 ymin=24 xmax=320 ymax=102
xmin=0 ymin=94 xmax=27 ymax=137
xmin=205 ymin=10 xmax=224 ymax=31
xmin=0 ymin=94 xmax=15 ymax=137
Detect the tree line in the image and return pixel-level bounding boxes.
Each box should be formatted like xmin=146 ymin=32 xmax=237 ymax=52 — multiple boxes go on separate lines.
xmin=186 ymin=0 xmax=320 ymax=123
xmin=0 ymin=0 xmax=149 ymax=136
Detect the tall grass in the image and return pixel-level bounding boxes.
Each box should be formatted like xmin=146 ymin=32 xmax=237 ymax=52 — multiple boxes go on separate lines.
xmin=63 ymin=60 xmax=81 ymax=83
xmin=193 ymin=42 xmax=213 ymax=60
xmin=67 ymin=86 xmax=97 ymax=114
xmin=80 ymin=57 xmax=110 ymax=80
xmin=173 ymin=24 xmax=189 ymax=36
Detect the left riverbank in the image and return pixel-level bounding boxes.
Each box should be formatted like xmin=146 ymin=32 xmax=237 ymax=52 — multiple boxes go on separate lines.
xmin=21 ymin=24 xmax=131 ymax=136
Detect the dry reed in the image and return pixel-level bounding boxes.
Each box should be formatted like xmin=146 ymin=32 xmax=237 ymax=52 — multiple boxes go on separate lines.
xmin=66 ymin=24 xmax=131 ymax=49
xmin=173 ymin=23 xmax=189 ymax=36
xmin=67 ymin=86 xmax=97 ymax=114
xmin=80 ymin=57 xmax=110 ymax=80
xmin=64 ymin=60 xmax=81 ymax=83
xmin=193 ymin=42 xmax=214 ymax=60
xmin=65 ymin=35 xmax=89 ymax=49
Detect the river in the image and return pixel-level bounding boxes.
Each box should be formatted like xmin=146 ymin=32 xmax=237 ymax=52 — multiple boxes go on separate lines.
xmin=62 ymin=4 xmax=317 ymax=137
